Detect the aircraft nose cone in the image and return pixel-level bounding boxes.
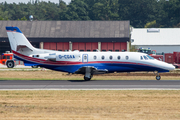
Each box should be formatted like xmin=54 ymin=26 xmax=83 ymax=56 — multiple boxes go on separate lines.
xmin=168 ymin=64 xmax=175 ymax=71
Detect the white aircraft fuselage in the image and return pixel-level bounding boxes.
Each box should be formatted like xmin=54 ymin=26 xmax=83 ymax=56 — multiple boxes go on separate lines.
xmin=6 ymin=26 xmax=175 ymax=80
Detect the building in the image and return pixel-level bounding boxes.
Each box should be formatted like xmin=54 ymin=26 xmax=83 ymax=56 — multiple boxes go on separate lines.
xmin=131 ymin=28 xmax=180 ymax=54
xmin=0 ymin=21 xmax=130 ymax=54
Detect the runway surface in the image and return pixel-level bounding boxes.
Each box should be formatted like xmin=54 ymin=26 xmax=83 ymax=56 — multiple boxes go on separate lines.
xmin=0 ymin=80 xmax=180 ymax=90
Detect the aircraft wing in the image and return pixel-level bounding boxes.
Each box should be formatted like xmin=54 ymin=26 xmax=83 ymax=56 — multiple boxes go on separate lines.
xmin=74 ymin=66 xmax=108 ymax=75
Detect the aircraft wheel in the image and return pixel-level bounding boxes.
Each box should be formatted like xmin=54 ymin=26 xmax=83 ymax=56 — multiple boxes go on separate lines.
xmin=84 ymin=76 xmax=91 ymax=81
xmin=6 ymin=61 xmax=15 ymax=68
xmin=156 ymin=75 xmax=161 ymax=80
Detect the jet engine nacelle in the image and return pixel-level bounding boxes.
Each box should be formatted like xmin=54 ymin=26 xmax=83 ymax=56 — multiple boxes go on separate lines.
xmin=46 ymin=53 xmax=56 ymax=61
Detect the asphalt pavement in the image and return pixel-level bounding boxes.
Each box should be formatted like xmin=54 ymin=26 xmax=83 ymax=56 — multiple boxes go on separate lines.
xmin=0 ymin=80 xmax=180 ymax=90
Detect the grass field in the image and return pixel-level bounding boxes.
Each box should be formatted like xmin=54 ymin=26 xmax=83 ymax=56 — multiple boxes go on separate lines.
xmin=0 ymin=70 xmax=180 ymax=119
xmin=0 ymin=90 xmax=180 ymax=120
xmin=0 ymin=70 xmax=180 ymax=80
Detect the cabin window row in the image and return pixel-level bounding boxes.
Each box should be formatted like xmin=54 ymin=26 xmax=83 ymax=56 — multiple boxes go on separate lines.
xmin=93 ymin=55 xmax=129 ymax=60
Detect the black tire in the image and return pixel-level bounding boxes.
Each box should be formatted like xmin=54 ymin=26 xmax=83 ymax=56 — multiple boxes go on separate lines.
xmin=31 ymin=65 xmax=38 ymax=68
xmin=156 ymin=76 xmax=161 ymax=80
xmin=6 ymin=61 xmax=15 ymax=68
xmin=84 ymin=76 xmax=91 ymax=81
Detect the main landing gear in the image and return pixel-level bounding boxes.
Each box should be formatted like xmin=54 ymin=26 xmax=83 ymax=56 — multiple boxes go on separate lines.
xmin=84 ymin=67 xmax=93 ymax=81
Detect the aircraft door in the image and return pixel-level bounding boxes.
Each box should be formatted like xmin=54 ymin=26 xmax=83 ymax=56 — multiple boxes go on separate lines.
xmin=82 ymin=54 xmax=88 ymax=63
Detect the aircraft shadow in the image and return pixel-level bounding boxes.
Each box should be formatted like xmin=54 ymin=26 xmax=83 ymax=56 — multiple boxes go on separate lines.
xmin=68 ymin=80 xmax=89 ymax=82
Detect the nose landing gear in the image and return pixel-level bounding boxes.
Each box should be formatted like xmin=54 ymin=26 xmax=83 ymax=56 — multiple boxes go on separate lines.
xmin=156 ymin=75 xmax=161 ymax=80
xmin=155 ymin=72 xmax=161 ymax=80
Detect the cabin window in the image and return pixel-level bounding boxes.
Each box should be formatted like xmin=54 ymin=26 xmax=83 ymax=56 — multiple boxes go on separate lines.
xmin=140 ymin=56 xmax=143 ymax=60
xmin=109 ymin=50 xmax=112 ymax=52
xmin=87 ymin=50 xmax=91 ymax=51
xmin=102 ymin=50 xmax=106 ymax=52
xmin=94 ymin=56 xmax=97 ymax=60
xmin=7 ymin=56 xmax=10 ymax=59
xmin=126 ymin=56 xmax=129 ymax=60
xmin=109 ymin=56 xmax=113 ymax=60
xmin=80 ymin=50 xmax=84 ymax=51
xmin=143 ymin=56 xmax=148 ymax=60
xmin=117 ymin=56 xmax=121 ymax=60
xmin=102 ymin=56 xmax=105 ymax=60
xmin=93 ymin=50 xmax=97 ymax=52
xmin=115 ymin=50 xmax=119 ymax=52
xmin=3 ymin=56 xmax=6 ymax=59
xmin=36 ymin=55 xmax=39 ymax=57
xmin=58 ymin=50 xmax=62 ymax=51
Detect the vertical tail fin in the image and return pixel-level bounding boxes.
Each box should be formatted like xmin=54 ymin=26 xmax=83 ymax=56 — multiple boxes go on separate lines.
xmin=6 ymin=26 xmax=35 ymax=52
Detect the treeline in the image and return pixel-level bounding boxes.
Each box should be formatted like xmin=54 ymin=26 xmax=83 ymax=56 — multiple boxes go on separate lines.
xmin=0 ymin=0 xmax=180 ymax=28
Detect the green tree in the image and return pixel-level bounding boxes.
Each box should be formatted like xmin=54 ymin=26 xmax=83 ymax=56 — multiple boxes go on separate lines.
xmin=0 ymin=0 xmax=180 ymax=28
xmin=62 ymin=0 xmax=90 ymax=20
xmin=118 ymin=0 xmax=159 ymax=28
xmin=0 ymin=8 xmax=10 ymax=20
xmin=20 ymin=16 xmax=27 ymax=20
xmin=158 ymin=0 xmax=180 ymax=28
xmin=91 ymin=0 xmax=116 ymax=20
xmin=144 ymin=20 xmax=160 ymax=28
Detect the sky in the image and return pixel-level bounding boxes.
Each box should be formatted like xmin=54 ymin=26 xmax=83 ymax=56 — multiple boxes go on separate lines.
xmin=2 ymin=0 xmax=71 ymax=4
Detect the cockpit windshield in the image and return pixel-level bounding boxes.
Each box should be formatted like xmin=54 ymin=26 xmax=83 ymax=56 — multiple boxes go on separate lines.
xmin=146 ymin=55 xmax=154 ymax=60
xmin=143 ymin=56 xmax=148 ymax=60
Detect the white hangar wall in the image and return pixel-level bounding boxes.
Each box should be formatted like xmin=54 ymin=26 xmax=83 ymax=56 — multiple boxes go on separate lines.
xmin=131 ymin=28 xmax=180 ymax=53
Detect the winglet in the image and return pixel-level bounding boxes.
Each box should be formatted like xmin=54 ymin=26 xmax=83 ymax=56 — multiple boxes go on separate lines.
xmin=6 ymin=26 xmax=22 ymax=33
